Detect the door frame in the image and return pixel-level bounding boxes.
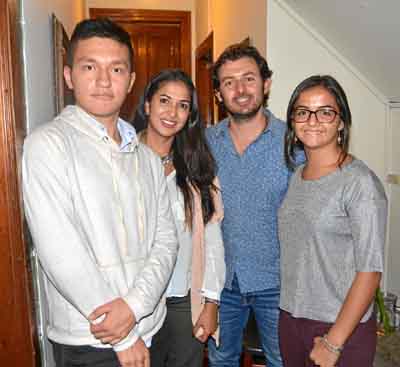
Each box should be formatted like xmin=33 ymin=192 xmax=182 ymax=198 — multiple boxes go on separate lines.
xmin=89 ymin=8 xmax=192 ymax=76
xmin=384 ymin=105 xmax=400 ymax=295
xmin=0 ymin=0 xmax=37 ymax=365
xmin=195 ymin=32 xmax=214 ymax=124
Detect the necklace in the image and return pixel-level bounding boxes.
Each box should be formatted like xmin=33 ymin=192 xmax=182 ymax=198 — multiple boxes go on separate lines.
xmin=161 ymin=153 xmax=173 ymax=166
xmin=139 ymin=130 xmax=173 ymax=166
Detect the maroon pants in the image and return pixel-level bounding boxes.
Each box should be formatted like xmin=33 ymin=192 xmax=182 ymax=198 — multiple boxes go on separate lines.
xmin=279 ymin=310 xmax=377 ymax=367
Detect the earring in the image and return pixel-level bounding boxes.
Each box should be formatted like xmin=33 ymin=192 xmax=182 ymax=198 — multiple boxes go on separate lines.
xmin=294 ymin=136 xmax=298 ymax=143
xmin=337 ymin=133 xmax=342 ymax=144
xmin=188 ymin=118 xmax=197 ymax=128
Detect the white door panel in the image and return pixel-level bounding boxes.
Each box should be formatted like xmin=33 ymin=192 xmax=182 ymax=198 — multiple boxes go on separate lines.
xmin=386 ymin=107 xmax=400 ymax=296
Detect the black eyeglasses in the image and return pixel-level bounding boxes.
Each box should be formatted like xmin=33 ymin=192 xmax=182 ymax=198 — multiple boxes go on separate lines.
xmin=292 ymin=108 xmax=339 ymax=124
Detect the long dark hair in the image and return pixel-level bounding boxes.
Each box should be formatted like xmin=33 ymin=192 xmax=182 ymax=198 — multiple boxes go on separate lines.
xmin=134 ymin=69 xmax=217 ymax=226
xmin=285 ymin=75 xmax=352 ymax=170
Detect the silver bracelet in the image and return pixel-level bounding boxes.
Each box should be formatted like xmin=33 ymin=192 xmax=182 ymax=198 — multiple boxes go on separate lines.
xmin=321 ymin=335 xmax=343 ymax=355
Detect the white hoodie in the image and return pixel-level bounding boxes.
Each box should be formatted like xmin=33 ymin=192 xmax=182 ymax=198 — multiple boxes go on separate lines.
xmin=22 ymin=105 xmax=178 ymax=351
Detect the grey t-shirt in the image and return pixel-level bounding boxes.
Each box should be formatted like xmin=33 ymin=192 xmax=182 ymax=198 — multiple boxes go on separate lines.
xmin=278 ymin=159 xmax=387 ymax=323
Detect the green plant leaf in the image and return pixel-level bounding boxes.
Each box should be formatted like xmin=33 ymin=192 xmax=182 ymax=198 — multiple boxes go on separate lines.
xmin=376 ymin=288 xmax=395 ymax=335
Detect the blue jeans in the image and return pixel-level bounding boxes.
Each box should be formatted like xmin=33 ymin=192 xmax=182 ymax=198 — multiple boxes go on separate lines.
xmin=208 ymin=276 xmax=282 ymax=367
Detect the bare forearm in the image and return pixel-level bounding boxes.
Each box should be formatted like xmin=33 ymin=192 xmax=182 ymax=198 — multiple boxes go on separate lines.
xmin=327 ymin=271 xmax=381 ymax=347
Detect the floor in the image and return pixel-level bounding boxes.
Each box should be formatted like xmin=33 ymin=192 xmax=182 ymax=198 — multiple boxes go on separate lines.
xmin=202 ymin=345 xmax=395 ymax=366
xmin=374 ymin=354 xmax=397 ymax=367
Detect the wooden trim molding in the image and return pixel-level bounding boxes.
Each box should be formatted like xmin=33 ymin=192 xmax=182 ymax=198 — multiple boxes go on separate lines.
xmin=89 ymin=8 xmax=192 ymax=76
xmin=196 ymin=31 xmax=213 ymax=63
xmin=0 ymin=0 xmax=37 ymax=365
xmin=195 ymin=32 xmax=215 ymax=124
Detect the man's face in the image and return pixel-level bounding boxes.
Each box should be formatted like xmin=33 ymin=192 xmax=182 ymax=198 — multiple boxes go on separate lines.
xmin=215 ymin=57 xmax=271 ymax=122
xmin=64 ymin=37 xmax=135 ymax=126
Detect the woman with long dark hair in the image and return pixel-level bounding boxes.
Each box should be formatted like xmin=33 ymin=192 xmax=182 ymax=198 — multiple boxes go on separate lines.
xmin=134 ymin=69 xmax=225 ymax=367
xmin=278 ymin=75 xmax=387 ymax=367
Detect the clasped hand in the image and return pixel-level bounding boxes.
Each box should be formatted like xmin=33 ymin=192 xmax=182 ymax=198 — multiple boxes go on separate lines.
xmin=89 ymin=297 xmax=136 ymax=345
xmin=192 ymin=302 xmax=218 ymax=343
xmin=116 ymin=338 xmax=150 ymax=367
xmin=309 ymin=336 xmax=340 ymax=367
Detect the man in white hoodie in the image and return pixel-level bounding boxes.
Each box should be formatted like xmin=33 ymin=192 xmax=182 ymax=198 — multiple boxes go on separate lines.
xmin=22 ymin=18 xmax=177 ymax=367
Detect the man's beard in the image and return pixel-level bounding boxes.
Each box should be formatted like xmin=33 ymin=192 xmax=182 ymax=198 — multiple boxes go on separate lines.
xmin=221 ymin=94 xmax=264 ymax=123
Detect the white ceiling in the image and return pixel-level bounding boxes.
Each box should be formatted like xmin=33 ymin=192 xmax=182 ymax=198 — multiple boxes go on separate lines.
xmin=283 ymin=0 xmax=400 ymax=102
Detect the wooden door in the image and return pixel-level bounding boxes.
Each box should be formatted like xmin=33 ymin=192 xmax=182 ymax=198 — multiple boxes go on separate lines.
xmin=195 ymin=32 xmax=214 ymax=125
xmin=119 ymin=22 xmax=181 ymax=122
xmin=90 ymin=8 xmax=191 ymax=123
xmin=0 ymin=0 xmax=37 ymax=365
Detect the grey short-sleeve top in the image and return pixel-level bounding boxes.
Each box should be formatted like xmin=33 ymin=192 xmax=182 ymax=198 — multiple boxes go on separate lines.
xmin=278 ymin=159 xmax=387 ymax=323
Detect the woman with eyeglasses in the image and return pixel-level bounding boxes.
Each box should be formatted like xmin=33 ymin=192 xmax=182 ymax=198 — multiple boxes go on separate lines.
xmin=278 ymin=75 xmax=387 ymax=367
xmin=133 ymin=69 xmax=225 ymax=367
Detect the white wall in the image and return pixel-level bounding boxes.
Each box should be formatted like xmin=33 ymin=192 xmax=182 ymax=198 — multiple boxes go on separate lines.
xmin=267 ymin=0 xmax=396 ymax=291
xmin=86 ymin=0 xmax=196 ymax=76
xmin=267 ymin=0 xmax=388 ymax=183
xmin=210 ymin=0 xmax=267 ymax=59
xmin=22 ymin=0 xmax=83 ymax=132
xmin=195 ymin=0 xmax=211 ymax=46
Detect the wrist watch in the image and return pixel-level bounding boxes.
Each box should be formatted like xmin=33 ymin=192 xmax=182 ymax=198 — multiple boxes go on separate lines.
xmin=205 ymin=297 xmax=220 ymax=306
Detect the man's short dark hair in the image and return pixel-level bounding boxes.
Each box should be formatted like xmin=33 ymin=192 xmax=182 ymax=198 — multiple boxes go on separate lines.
xmin=212 ymin=44 xmax=272 ymax=90
xmin=67 ymin=18 xmax=134 ymax=70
